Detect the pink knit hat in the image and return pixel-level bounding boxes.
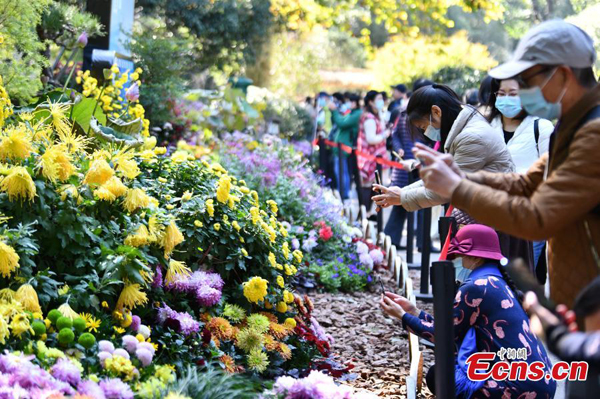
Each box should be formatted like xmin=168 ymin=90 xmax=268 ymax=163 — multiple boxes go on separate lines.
xmin=447 ymin=224 xmax=504 ymax=261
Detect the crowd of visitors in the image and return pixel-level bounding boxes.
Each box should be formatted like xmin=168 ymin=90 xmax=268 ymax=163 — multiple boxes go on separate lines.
xmin=309 ymin=17 xmax=599 ymax=399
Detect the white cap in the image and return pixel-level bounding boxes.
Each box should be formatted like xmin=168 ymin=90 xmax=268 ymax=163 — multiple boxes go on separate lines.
xmin=489 ymin=19 xmax=596 ymax=80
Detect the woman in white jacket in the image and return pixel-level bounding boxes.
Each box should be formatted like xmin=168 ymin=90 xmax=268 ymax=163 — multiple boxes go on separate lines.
xmin=486 ymin=78 xmax=554 ymax=174
xmin=373 ymin=84 xmax=534 ymax=267
xmin=486 ymin=78 xmax=554 ymax=272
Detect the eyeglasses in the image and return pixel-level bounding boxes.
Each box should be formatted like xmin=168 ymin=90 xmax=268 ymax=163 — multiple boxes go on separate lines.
xmin=519 ymin=66 xmax=557 ymax=88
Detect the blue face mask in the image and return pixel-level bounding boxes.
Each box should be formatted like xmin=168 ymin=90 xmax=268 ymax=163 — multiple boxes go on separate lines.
xmin=453 ymin=258 xmax=472 ymax=282
xmin=519 ymin=68 xmax=567 ymax=120
xmin=424 ymin=114 xmax=441 ymax=142
xmin=318 ymin=97 xmax=327 ymax=107
xmin=495 ymin=96 xmax=523 ymax=118
xmin=375 ymin=99 xmax=385 ymax=111
xmin=340 ymin=103 xmax=349 ymax=113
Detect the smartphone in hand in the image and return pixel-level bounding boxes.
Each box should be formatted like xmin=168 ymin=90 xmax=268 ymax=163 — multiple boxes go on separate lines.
xmin=374 ymin=170 xmax=382 ymax=186
xmin=378 ymin=277 xmax=386 ymax=294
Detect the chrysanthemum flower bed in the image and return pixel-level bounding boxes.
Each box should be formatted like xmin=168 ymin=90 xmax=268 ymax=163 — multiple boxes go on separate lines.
xmin=0 ymin=70 xmax=338 ymax=397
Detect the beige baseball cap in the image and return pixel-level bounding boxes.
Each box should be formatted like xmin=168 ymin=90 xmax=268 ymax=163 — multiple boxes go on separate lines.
xmin=489 ymin=19 xmax=596 ymax=80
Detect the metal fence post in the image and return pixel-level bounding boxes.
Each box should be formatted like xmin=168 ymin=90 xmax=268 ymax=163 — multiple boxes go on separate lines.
xmin=431 ymin=261 xmax=456 ymax=399
xmin=376 ymin=159 xmax=383 ymax=235
xmin=415 ymin=207 xmax=432 ymax=301
xmin=406 ymin=172 xmax=415 ymax=265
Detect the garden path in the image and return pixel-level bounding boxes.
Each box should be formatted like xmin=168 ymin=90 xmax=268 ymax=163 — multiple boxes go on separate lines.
xmin=312 ymin=270 xmax=434 ymax=398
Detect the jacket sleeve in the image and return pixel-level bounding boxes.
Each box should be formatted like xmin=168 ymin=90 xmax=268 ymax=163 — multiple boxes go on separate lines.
xmin=400 ymin=133 xmax=492 ymax=211
xmin=547 ymin=324 xmax=600 ymax=366
xmin=452 ymin=123 xmax=600 ymax=240
xmin=538 ymin=119 xmax=554 ymax=155
xmin=391 ymin=123 xmax=403 ymax=153
xmin=332 ymin=110 xmax=361 ymax=129
xmin=465 ymin=155 xmax=546 ymax=197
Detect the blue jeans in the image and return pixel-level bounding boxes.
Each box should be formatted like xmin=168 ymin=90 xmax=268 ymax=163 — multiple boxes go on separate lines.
xmin=333 ymin=155 xmax=350 ymax=200
xmin=384 ymin=206 xmax=407 ymax=247
xmin=533 ymin=240 xmax=545 ymax=267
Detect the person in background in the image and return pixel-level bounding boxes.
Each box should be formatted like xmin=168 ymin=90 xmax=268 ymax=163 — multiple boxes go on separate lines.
xmin=316 ymin=92 xmax=336 ymax=189
xmin=357 ymin=90 xmax=391 ymax=213
xmin=381 ymin=225 xmax=556 ymax=398
xmin=413 ymin=19 xmax=600 ymax=309
xmin=486 ymin=78 xmax=555 ymax=276
xmin=464 ymin=88 xmax=479 ymax=107
xmin=478 ymin=75 xmax=494 ymax=115
xmin=388 ymin=84 xmax=408 ymax=112
xmin=384 ymin=79 xmax=433 ymax=249
xmin=304 ymin=96 xmax=317 ymax=119
xmin=525 ymin=276 xmax=600 ymax=399
xmin=329 ymin=93 xmax=362 ymax=203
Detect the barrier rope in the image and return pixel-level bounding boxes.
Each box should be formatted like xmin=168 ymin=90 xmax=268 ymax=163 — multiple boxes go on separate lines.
xmin=438 ymin=206 xmax=455 ymax=261
xmin=314 ymin=138 xmax=407 ymax=170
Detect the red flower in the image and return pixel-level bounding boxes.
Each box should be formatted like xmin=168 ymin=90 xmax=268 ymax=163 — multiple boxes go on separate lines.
xmin=318 ymin=222 xmax=333 ymax=242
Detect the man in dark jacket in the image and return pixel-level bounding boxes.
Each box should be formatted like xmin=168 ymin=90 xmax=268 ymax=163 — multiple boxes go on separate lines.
xmin=413 ymin=20 xmax=600 ymax=308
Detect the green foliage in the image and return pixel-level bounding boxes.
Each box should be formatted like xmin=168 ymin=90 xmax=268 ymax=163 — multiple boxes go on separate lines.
xmin=0 ymin=0 xmax=50 ymax=102
xmin=567 ymin=3 xmax=600 ymax=70
xmin=170 ymin=365 xmax=264 ymax=398
xmin=431 ymin=66 xmax=488 ymax=97
xmin=370 ymin=31 xmax=498 ymax=90
xmin=247 ymin=87 xmax=314 ymax=141
xmin=136 ymin=0 xmax=273 ymax=72
xmin=128 ymin=18 xmax=200 ymax=127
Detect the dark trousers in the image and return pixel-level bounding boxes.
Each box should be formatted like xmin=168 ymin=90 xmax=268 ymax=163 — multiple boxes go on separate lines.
xmin=384 ymin=206 xmax=407 ymax=247
xmin=425 ymin=367 xmax=467 ymax=399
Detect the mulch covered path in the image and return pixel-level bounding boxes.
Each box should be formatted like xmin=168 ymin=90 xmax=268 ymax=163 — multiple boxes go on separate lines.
xmin=311 ymin=270 xmax=435 ymax=398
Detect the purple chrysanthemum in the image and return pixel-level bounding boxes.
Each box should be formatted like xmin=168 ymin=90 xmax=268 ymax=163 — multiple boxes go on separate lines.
xmin=130 ymin=315 xmax=141 ymax=332
xmin=100 ymin=378 xmax=134 ymax=399
xmin=51 ymin=358 xmax=81 ymax=386
xmin=98 ymin=340 xmax=115 ymax=354
xmin=78 ymin=380 xmax=106 ymax=399
xmin=122 ymin=335 xmax=139 ymax=354
xmin=195 ymin=285 xmax=222 ymax=307
xmin=152 ymin=265 xmax=163 ymax=289
xmin=157 ymin=304 xmax=200 ymax=336
xmin=135 ymin=348 xmax=153 ymax=367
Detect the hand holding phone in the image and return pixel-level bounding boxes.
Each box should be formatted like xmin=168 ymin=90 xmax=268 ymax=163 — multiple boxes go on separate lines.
xmin=378 ymin=277 xmax=386 ymax=294
xmin=374 ymin=170 xmax=382 ymax=186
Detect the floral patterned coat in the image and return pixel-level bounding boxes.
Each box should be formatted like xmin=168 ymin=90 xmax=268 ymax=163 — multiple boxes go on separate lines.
xmin=402 ymin=263 xmax=557 ymax=399
xmin=356 ymin=112 xmax=388 ymax=185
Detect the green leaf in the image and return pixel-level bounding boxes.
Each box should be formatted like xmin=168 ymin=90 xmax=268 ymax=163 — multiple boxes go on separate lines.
xmin=71 ymin=97 xmax=107 ymax=132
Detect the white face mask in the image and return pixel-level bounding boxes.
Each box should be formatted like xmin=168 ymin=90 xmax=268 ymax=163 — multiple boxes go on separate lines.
xmin=424 ymin=114 xmax=441 ymax=142
xmin=453 ymin=257 xmax=472 ymax=282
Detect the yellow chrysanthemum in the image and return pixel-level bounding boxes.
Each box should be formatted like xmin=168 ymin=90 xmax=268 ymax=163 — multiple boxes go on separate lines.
xmin=116 ymin=283 xmax=148 ymax=310
xmin=216 ymin=174 xmax=231 ymax=204
xmin=10 ymin=313 xmax=32 ymax=338
xmin=99 ymin=176 xmax=128 ymax=199
xmin=147 ymin=216 xmax=163 ymax=243
xmin=83 ymin=159 xmax=114 ymax=186
xmin=241 ymin=248 xmax=248 ymax=257
xmin=277 ymin=342 xmax=292 ymax=360
xmin=268 ymin=252 xmax=277 ymax=268
xmin=124 ymin=224 xmax=151 ymax=247
xmin=116 ymin=158 xmax=140 ymax=180
xmin=232 ymin=221 xmax=241 ymax=232
xmin=0 ymin=316 xmax=9 ymax=344
xmin=122 ymin=188 xmax=151 ymax=213
xmin=1 ymin=166 xmax=36 ymax=202
xmin=38 ymin=145 xmax=76 ymax=182
xmin=282 ymin=242 xmax=290 ymax=259
xmin=0 ymin=76 xmax=13 ymax=129
xmin=293 ymin=250 xmax=303 ymax=264
xmin=283 ymin=290 xmax=294 ymax=304
xmin=0 ymin=125 xmax=32 ymax=161
xmin=213 ymin=223 xmax=221 ymax=231
xmin=266 ymin=200 xmax=278 ymax=215
xmin=247 ymin=348 xmax=269 ymax=373
xmin=58 ymin=184 xmax=80 ymax=202
xmin=194 ymin=220 xmax=203 ymax=228
xmin=243 ymin=277 xmax=268 ymax=304
xmin=284 ymin=318 xmax=296 ymax=329
xmin=16 ymin=284 xmax=41 ymax=313
xmin=0 ymin=288 xmax=16 ymax=302
xmin=164 ymin=259 xmax=191 ymax=285
xmin=0 ymin=241 xmax=19 ymax=278
xmin=276 ymin=275 xmax=284 ymax=288
xmin=276 ymin=301 xmax=288 ymax=313
xmin=205 ymin=199 xmax=215 ymax=217
xmin=170 ymin=150 xmax=190 ymax=163
xmin=161 ymin=221 xmax=184 ymax=257
xmin=58 ymin=303 xmax=79 ymax=319
xmin=236 ymin=327 xmax=264 ymax=353
xmin=250 ymin=207 xmax=260 ymax=225
xmin=181 ymin=190 xmax=193 ymax=201
xmin=48 ymin=101 xmax=72 ymax=138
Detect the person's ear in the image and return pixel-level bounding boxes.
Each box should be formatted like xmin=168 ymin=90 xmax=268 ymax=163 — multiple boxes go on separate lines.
xmin=431 ymin=105 xmax=442 ymax=124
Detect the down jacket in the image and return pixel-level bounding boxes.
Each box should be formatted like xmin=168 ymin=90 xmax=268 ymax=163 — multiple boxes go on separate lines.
xmin=401 ymin=107 xmax=514 ymax=212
